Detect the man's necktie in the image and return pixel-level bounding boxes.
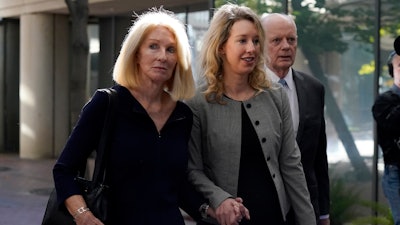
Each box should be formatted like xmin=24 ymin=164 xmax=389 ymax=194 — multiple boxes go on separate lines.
xmin=278 ymin=79 xmax=288 ymax=88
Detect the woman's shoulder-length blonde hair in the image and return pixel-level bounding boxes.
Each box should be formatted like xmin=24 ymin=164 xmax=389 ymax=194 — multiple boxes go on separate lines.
xmin=112 ymin=7 xmax=195 ymax=100
xmin=198 ymin=3 xmax=271 ymax=104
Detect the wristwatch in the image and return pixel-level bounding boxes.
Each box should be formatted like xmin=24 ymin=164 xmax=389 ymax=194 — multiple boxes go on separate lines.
xmin=199 ymin=203 xmax=209 ymax=219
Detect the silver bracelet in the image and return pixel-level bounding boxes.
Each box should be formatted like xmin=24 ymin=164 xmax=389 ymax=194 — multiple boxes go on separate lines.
xmin=72 ymin=206 xmax=90 ymax=219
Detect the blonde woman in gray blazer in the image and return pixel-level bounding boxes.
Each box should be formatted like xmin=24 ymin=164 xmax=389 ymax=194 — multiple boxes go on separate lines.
xmin=187 ymin=3 xmax=315 ymax=225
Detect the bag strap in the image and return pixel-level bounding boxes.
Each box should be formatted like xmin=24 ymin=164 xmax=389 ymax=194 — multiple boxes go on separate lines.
xmin=91 ymin=88 xmax=117 ymax=185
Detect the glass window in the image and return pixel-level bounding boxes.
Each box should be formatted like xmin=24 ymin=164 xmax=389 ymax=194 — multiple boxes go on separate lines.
xmin=176 ymin=10 xmax=209 ymax=83
xmin=88 ymin=23 xmax=99 ymax=95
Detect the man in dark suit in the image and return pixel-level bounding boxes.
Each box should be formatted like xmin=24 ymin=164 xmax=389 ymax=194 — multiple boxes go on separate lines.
xmin=261 ymin=13 xmax=330 ymax=225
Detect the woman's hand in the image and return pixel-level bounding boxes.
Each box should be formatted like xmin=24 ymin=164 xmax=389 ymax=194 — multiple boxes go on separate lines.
xmin=73 ymin=210 xmax=104 ymax=225
xmin=214 ymin=198 xmax=250 ymax=225
xmin=234 ymin=197 xmax=250 ymax=222
xmin=64 ymin=195 xmax=104 ymax=225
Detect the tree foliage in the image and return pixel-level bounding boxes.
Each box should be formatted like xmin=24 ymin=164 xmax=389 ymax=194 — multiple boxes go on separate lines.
xmin=216 ymin=0 xmax=400 ymax=56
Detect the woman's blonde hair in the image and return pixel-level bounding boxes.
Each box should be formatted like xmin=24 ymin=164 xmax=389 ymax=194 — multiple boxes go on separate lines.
xmin=112 ymin=7 xmax=195 ymax=100
xmin=198 ymin=3 xmax=271 ymax=104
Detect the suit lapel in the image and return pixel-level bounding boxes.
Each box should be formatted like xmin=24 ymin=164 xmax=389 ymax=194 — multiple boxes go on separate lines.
xmin=292 ymin=70 xmax=306 ymax=142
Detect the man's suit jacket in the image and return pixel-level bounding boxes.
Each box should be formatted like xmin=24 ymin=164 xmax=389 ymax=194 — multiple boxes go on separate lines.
xmin=292 ymin=69 xmax=330 ymax=218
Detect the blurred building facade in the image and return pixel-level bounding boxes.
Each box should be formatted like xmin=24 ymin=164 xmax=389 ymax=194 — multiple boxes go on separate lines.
xmin=0 ymin=0 xmax=211 ymax=158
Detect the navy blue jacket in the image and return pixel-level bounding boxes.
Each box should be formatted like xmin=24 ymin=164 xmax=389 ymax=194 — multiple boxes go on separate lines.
xmin=53 ymin=85 xmax=203 ymax=224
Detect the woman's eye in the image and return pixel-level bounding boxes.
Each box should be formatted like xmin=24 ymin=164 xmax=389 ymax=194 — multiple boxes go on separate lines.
xmin=149 ymin=44 xmax=158 ymax=49
xmin=253 ymin=39 xmax=260 ymax=45
xmin=167 ymin=47 xmax=176 ymax=53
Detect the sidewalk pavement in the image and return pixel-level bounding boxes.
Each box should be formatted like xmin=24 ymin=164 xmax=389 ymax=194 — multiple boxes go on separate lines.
xmin=0 ymin=153 xmax=56 ymax=225
xmin=0 ymin=153 xmax=195 ymax=225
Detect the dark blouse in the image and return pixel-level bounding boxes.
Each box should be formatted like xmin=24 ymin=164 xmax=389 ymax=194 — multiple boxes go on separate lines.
xmin=53 ymin=85 xmax=203 ymax=225
xmin=237 ymin=104 xmax=285 ymax=225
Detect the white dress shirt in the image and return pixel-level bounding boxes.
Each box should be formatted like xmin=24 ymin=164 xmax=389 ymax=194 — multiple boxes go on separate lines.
xmin=266 ymin=67 xmax=300 ymax=137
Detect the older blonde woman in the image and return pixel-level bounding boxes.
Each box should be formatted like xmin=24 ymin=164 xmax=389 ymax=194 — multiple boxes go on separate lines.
xmin=53 ymin=8 xmax=209 ymax=225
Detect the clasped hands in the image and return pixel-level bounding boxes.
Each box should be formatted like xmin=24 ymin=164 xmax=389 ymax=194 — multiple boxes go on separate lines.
xmin=209 ymin=197 xmax=250 ymax=225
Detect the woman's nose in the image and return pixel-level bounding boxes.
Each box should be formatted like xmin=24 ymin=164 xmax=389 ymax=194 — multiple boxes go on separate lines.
xmin=247 ymin=42 xmax=256 ymax=52
xmin=157 ymin=50 xmax=167 ymax=61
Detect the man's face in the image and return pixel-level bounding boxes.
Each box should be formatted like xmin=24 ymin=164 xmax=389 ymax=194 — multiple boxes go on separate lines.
xmin=263 ymin=16 xmax=297 ymax=75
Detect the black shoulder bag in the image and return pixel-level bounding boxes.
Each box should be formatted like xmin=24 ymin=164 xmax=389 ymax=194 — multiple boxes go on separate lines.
xmin=41 ymin=88 xmax=117 ymax=225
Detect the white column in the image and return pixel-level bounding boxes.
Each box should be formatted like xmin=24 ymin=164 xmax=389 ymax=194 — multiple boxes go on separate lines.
xmin=53 ymin=15 xmax=70 ymax=157
xmin=20 ymin=14 xmax=55 ymax=159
